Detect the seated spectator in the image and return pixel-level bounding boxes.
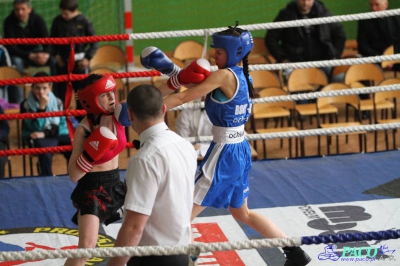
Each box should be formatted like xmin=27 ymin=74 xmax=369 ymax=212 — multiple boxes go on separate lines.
xmin=265 ymin=0 xmax=346 ymax=82
xmin=0 ymin=44 xmax=11 ymax=67
xmin=20 ymin=72 xmax=71 ymax=176
xmin=0 ymin=105 xmax=10 ymax=178
xmin=3 ymin=0 xmax=56 ymax=76
xmin=357 ymin=0 xmax=400 ymax=119
xmin=0 ymin=35 xmax=22 ymax=104
xmin=175 ymin=97 xmax=213 ymax=157
xmin=175 ymin=97 xmax=257 ymax=159
xmin=50 ymin=0 xmax=98 ymax=113
xmin=357 ymin=0 xmax=400 ymax=64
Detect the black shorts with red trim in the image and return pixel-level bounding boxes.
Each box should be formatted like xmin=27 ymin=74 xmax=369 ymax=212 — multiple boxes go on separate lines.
xmin=70 ymin=168 xmax=125 ymax=225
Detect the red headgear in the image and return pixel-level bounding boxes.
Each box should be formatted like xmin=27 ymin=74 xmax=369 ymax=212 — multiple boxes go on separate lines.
xmin=77 ymin=75 xmax=117 ymax=115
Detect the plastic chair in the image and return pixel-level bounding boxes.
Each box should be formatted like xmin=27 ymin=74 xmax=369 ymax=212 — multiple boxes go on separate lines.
xmin=381 ymin=45 xmax=400 ymax=77
xmin=295 ymin=83 xmax=345 ymax=130
xmin=3 ymin=106 xmax=21 ymax=150
xmin=287 ymin=68 xmax=328 ymax=94
xmin=251 ymin=87 xmax=302 ymax=158
xmin=22 ymin=138 xmax=40 ymax=176
xmin=172 ymin=40 xmax=204 ymax=64
xmin=344 ymin=63 xmax=385 ymax=124
xmin=344 ymin=63 xmax=385 ymax=88
xmin=248 ymin=37 xmax=274 ymax=64
xmin=341 ymin=39 xmax=360 ymax=58
xmin=287 ymin=68 xmax=328 ymax=127
xmin=331 ymin=65 xmax=350 ymax=79
xmin=90 ymin=45 xmax=127 ymax=72
xmin=250 ymin=70 xmax=281 ymax=91
xmin=316 ymin=89 xmax=367 ymax=155
xmin=373 ymin=78 xmax=400 ymax=151
xmin=0 ymin=66 xmax=25 ymax=100
xmin=1 ymin=136 xmax=12 ymax=177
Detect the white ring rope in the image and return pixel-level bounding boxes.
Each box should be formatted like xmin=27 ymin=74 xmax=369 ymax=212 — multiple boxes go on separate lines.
xmin=253 ymin=84 xmax=400 ymax=103
xmin=247 ymin=54 xmax=400 ymax=72
xmin=172 ymin=85 xmax=400 ymax=143
xmin=173 ymin=83 xmax=400 ymax=111
xmin=182 ymin=83 xmax=400 ymax=143
xmin=0 ymin=237 xmax=300 ymax=262
xmin=186 ymin=123 xmax=400 ymax=144
xmin=129 ymin=9 xmax=400 ymax=72
xmin=129 ymin=9 xmax=400 ymax=40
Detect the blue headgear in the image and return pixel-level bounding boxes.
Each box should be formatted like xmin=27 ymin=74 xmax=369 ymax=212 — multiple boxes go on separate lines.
xmin=210 ymin=28 xmax=253 ymax=67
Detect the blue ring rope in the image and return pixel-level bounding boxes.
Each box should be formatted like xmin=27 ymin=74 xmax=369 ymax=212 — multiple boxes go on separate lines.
xmin=301 ymin=230 xmax=400 ymax=245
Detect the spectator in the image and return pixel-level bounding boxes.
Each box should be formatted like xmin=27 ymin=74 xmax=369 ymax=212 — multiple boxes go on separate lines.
xmin=265 ymin=0 xmax=346 ymax=81
xmin=50 ymin=0 xmax=98 ymax=110
xmin=20 ymin=72 xmax=71 ymax=176
xmin=357 ymin=0 xmax=400 ymax=119
xmin=357 ymin=0 xmax=400 ymax=67
xmin=1 ymin=34 xmax=22 ymax=104
xmin=0 ymin=42 xmax=16 ymax=104
xmin=3 ymin=0 xmax=56 ymax=76
xmin=0 ymin=43 xmax=12 ymax=68
xmin=107 ymin=84 xmax=197 ymax=266
xmin=175 ymin=96 xmax=213 ymax=156
xmin=0 ymin=105 xmax=10 ymax=178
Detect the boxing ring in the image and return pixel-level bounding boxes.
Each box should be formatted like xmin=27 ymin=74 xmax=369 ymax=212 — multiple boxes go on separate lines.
xmin=1 ymin=9 xmax=400 ymax=266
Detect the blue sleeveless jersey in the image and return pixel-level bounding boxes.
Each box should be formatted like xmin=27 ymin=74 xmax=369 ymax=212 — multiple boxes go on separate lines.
xmin=194 ymin=66 xmax=252 ymax=209
xmin=205 ymin=66 xmax=252 ymax=127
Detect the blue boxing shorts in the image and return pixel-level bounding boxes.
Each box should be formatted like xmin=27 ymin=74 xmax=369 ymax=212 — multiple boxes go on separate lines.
xmin=193 ymin=139 xmax=252 ymax=209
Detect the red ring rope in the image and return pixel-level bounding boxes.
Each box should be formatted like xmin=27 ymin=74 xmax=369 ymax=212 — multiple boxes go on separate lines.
xmin=0 ymin=34 xmax=149 ymax=162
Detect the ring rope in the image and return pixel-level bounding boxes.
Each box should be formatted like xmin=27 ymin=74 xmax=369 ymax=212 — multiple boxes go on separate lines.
xmin=0 ymin=110 xmax=86 ymax=121
xmin=1 ymin=122 xmax=398 ymax=157
xmin=0 ymin=34 xmax=129 ymax=45
xmin=0 ymin=230 xmax=398 ymax=262
xmin=185 ymin=122 xmax=400 ymax=144
xmin=0 ymin=70 xmax=160 ymax=87
xmin=0 ymin=10 xmax=397 ymax=45
xmin=129 ymin=9 xmax=400 ymax=40
xmin=0 ymin=54 xmax=398 ymax=87
xmin=0 ymin=142 xmax=136 ymax=157
xmin=171 ymin=83 xmax=400 ymax=111
xmin=1 ymin=83 xmax=398 ymax=120
xmin=246 ymin=54 xmax=400 ymax=72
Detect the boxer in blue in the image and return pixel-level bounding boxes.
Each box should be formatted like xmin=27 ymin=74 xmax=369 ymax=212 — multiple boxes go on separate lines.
xmin=141 ymin=23 xmax=311 ymax=266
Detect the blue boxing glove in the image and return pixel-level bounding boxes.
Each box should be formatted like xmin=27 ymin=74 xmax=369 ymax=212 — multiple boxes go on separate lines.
xmin=114 ymin=102 xmax=130 ymax=127
xmin=140 ymin=46 xmax=180 ymax=76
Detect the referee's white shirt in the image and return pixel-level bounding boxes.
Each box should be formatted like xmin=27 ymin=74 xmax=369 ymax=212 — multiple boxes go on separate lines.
xmin=124 ymin=122 xmax=197 ymax=246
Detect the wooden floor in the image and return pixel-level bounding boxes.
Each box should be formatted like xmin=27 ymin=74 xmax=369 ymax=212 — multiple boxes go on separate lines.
xmin=3 ymin=78 xmax=400 ymax=178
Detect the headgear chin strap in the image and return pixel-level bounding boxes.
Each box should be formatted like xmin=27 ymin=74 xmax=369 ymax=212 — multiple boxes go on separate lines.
xmin=77 ymin=75 xmax=117 ymax=115
xmin=210 ymin=23 xmax=254 ymax=68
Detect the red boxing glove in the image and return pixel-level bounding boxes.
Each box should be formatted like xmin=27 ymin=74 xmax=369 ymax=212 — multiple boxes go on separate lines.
xmin=167 ymin=58 xmax=211 ymax=90
xmin=76 ymin=126 xmax=118 ymax=173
